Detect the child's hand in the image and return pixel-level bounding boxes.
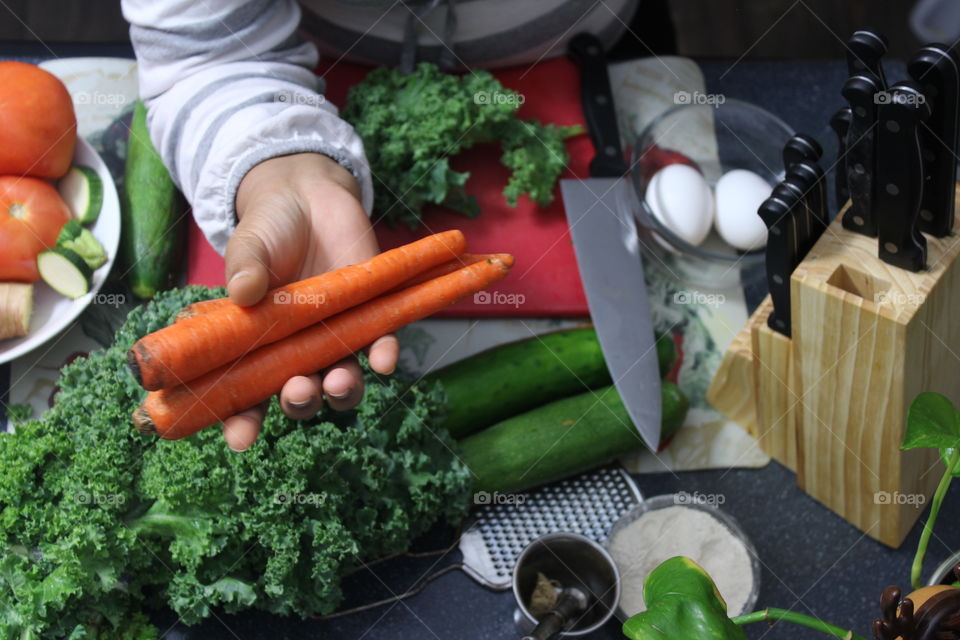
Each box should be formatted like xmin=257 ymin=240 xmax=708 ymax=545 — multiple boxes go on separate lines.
xmin=220 ymin=153 xmax=399 ymax=451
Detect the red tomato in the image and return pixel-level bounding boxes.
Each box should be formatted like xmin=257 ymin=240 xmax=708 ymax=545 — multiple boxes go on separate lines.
xmin=0 ymin=176 xmax=71 ymax=281
xmin=0 ymin=61 xmax=77 ymax=179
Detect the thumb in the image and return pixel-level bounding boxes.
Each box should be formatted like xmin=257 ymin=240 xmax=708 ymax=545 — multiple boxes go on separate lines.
xmin=224 ymin=216 xmax=273 ymax=306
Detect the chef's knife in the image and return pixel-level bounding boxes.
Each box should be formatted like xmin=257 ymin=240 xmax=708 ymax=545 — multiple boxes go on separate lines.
xmin=842 ymin=74 xmax=882 ymax=237
xmin=759 ymin=189 xmax=802 ymax=337
xmin=847 ymin=29 xmax=889 ymax=89
xmin=908 ymin=43 xmax=959 ymax=237
xmin=561 ymin=32 xmax=661 ymax=451
xmin=830 ymin=107 xmax=853 ymax=208
xmin=875 ymin=83 xmax=930 ymax=272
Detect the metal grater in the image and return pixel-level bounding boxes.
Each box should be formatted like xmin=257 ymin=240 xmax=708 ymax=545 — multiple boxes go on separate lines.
xmin=458 ymin=465 xmax=643 ymax=590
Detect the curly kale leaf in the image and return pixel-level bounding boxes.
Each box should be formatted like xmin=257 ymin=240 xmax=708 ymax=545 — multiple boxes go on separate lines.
xmin=0 ymin=286 xmax=470 ymax=638
xmin=343 ymin=63 xmax=582 ymax=228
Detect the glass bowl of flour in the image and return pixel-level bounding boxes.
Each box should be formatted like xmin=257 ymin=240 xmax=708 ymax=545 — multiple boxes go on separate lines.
xmin=606 ymin=493 xmax=761 ymax=619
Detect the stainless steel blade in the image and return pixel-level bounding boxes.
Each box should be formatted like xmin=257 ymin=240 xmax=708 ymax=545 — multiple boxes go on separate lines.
xmin=561 ymin=177 xmax=662 ymax=451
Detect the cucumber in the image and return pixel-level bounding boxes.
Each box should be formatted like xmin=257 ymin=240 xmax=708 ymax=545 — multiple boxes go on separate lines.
xmin=459 ymin=382 xmax=689 ymax=494
xmin=427 ymin=327 xmax=677 ymax=439
xmin=37 ymin=247 xmax=93 ymax=299
xmin=121 ymin=100 xmax=186 ymax=299
xmin=58 ymin=165 xmax=103 ymax=224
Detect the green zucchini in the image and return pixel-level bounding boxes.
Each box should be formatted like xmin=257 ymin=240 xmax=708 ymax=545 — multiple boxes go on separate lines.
xmin=120 ymin=100 xmax=186 ymax=299
xmin=58 ymin=165 xmax=103 ymax=224
xmin=427 ymin=327 xmax=677 ymax=439
xmin=38 ymin=247 xmax=93 ymax=299
xmin=458 ymin=383 xmax=689 ymax=494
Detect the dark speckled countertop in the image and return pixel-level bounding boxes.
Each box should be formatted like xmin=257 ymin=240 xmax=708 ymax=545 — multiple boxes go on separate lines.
xmin=153 ymin=59 xmax=960 ymax=640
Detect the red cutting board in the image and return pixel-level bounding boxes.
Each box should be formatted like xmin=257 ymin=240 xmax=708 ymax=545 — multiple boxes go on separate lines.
xmin=186 ymin=58 xmax=590 ymax=316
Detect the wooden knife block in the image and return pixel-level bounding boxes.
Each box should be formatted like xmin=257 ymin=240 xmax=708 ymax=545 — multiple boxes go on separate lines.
xmin=708 ymin=191 xmax=960 ymax=548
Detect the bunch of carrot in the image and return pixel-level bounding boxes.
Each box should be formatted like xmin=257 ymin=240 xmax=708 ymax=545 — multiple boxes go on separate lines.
xmin=129 ymin=230 xmax=513 ymax=440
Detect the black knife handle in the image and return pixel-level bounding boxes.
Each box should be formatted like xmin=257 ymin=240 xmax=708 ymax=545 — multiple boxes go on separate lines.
xmin=789 ymin=161 xmax=829 ymax=253
xmin=759 ymin=193 xmax=800 ymax=337
xmin=876 ymin=83 xmax=930 ymax=272
xmin=830 ymin=107 xmax=853 ymax=208
xmin=568 ymin=33 xmax=626 ymax=178
xmin=908 ymin=44 xmax=959 ymax=237
xmin=782 ymin=133 xmax=823 ymax=169
xmin=842 ymin=74 xmax=881 ymax=237
xmin=779 ymin=174 xmax=812 ymax=260
xmin=847 ymin=29 xmax=888 ymax=89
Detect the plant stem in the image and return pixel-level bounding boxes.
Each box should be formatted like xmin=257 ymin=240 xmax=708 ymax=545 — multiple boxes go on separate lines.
xmin=912 ymin=449 xmax=960 ymax=589
xmin=732 ymin=608 xmax=869 ymax=639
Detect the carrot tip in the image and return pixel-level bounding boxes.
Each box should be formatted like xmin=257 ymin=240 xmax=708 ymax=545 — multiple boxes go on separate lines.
xmin=132 ymin=405 xmax=156 ymax=436
xmin=126 ymin=347 xmax=143 ymax=387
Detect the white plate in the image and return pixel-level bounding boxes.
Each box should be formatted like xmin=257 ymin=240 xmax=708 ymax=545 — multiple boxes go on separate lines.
xmin=0 ymin=137 xmax=121 ymax=364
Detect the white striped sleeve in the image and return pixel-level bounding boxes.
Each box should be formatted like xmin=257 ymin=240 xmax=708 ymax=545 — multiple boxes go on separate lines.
xmin=121 ymin=0 xmax=374 ymax=254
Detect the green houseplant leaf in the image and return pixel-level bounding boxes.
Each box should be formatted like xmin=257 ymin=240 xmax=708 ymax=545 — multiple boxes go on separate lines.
xmin=622 ymin=556 xmax=748 ymax=640
xmin=902 ymin=392 xmax=960 ymax=451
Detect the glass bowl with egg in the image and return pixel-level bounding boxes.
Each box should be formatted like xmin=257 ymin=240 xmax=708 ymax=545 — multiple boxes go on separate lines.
xmin=632 ymin=99 xmax=794 ymax=290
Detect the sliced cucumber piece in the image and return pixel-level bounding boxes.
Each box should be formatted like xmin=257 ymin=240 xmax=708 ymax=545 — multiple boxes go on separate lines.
xmin=58 ymin=165 xmax=104 ymax=224
xmin=38 ymin=248 xmax=93 ymax=299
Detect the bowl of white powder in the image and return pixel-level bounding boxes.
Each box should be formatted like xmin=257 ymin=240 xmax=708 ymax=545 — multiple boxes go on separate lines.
xmin=606 ymin=494 xmax=760 ymax=619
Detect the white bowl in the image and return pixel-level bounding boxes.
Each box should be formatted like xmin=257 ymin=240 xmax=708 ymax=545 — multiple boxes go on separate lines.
xmin=0 ymin=137 xmax=121 ymax=364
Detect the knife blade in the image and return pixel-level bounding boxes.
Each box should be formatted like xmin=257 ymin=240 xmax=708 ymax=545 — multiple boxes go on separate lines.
xmin=842 ymin=74 xmax=882 ymax=237
xmin=875 ymin=83 xmax=930 ymax=272
xmin=847 ymin=28 xmax=889 ymax=89
xmin=908 ymin=43 xmax=959 ymax=237
xmin=759 ymin=189 xmax=802 ymax=337
xmin=830 ymin=107 xmax=853 ymax=209
xmin=561 ymin=32 xmax=661 ymax=451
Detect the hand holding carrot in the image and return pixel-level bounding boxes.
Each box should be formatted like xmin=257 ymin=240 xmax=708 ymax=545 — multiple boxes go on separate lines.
xmin=223 ymin=152 xmax=397 ymax=451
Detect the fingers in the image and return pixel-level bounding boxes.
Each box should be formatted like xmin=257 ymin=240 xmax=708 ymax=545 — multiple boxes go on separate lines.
xmin=322 ymin=358 xmax=365 ymax=411
xmin=280 ymin=374 xmax=324 ymax=419
xmin=367 ymin=334 xmax=399 ymax=374
xmin=224 ymin=221 xmax=272 ymax=306
xmin=222 ymin=404 xmax=266 ymax=452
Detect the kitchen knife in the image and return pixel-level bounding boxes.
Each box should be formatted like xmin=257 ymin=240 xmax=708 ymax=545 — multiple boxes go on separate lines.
xmin=830 ymin=107 xmax=853 ymax=209
xmin=908 ymin=43 xmax=959 ymax=237
xmin=561 ymin=32 xmax=661 ymax=451
xmin=847 ymin=29 xmax=889 ymax=89
xmin=782 ymin=134 xmax=825 ymax=254
xmin=875 ymin=83 xmax=930 ymax=272
xmin=842 ymin=74 xmax=882 ymax=237
xmin=789 ymin=160 xmax=829 ymax=251
xmin=759 ymin=189 xmax=802 ymax=337
xmin=779 ymin=169 xmax=812 ymax=260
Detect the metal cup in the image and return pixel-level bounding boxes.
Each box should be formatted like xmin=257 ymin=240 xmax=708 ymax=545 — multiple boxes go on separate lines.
xmin=512 ymin=532 xmax=621 ymax=638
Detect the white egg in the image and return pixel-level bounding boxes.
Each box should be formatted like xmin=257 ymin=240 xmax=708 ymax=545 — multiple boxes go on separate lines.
xmin=713 ymin=169 xmax=772 ymax=251
xmin=645 ymin=164 xmax=714 ymax=246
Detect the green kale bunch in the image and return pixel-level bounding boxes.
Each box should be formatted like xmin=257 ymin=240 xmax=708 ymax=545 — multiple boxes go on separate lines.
xmin=0 ymin=286 xmax=470 ymax=639
xmin=343 ymin=62 xmax=582 ymax=228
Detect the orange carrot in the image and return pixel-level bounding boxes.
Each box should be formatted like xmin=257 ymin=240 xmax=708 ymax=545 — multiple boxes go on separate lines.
xmin=174 ymin=253 xmax=511 ymax=322
xmin=129 ymin=230 xmax=466 ymax=391
xmin=133 ymin=255 xmax=513 ymax=439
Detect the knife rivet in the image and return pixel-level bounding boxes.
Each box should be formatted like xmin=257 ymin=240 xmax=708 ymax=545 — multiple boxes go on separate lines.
xmin=921 ymin=209 xmax=934 ymax=221
xmin=595 ymin=94 xmax=609 ymax=105
xmin=855 ymin=106 xmax=867 ymax=117
xmin=773 ymin=274 xmax=784 ymax=285
xmin=885 ymin=120 xmax=900 ymax=133
xmin=885 ymin=183 xmax=899 ymax=195
xmin=854 ymin=163 xmax=866 ymax=175
xmin=922 ymin=149 xmax=935 ymax=163
xmin=884 ymin=242 xmax=899 ymax=254
xmin=605 ymin=145 xmax=618 ymax=156
xmin=853 ymin=216 xmax=865 ymax=226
